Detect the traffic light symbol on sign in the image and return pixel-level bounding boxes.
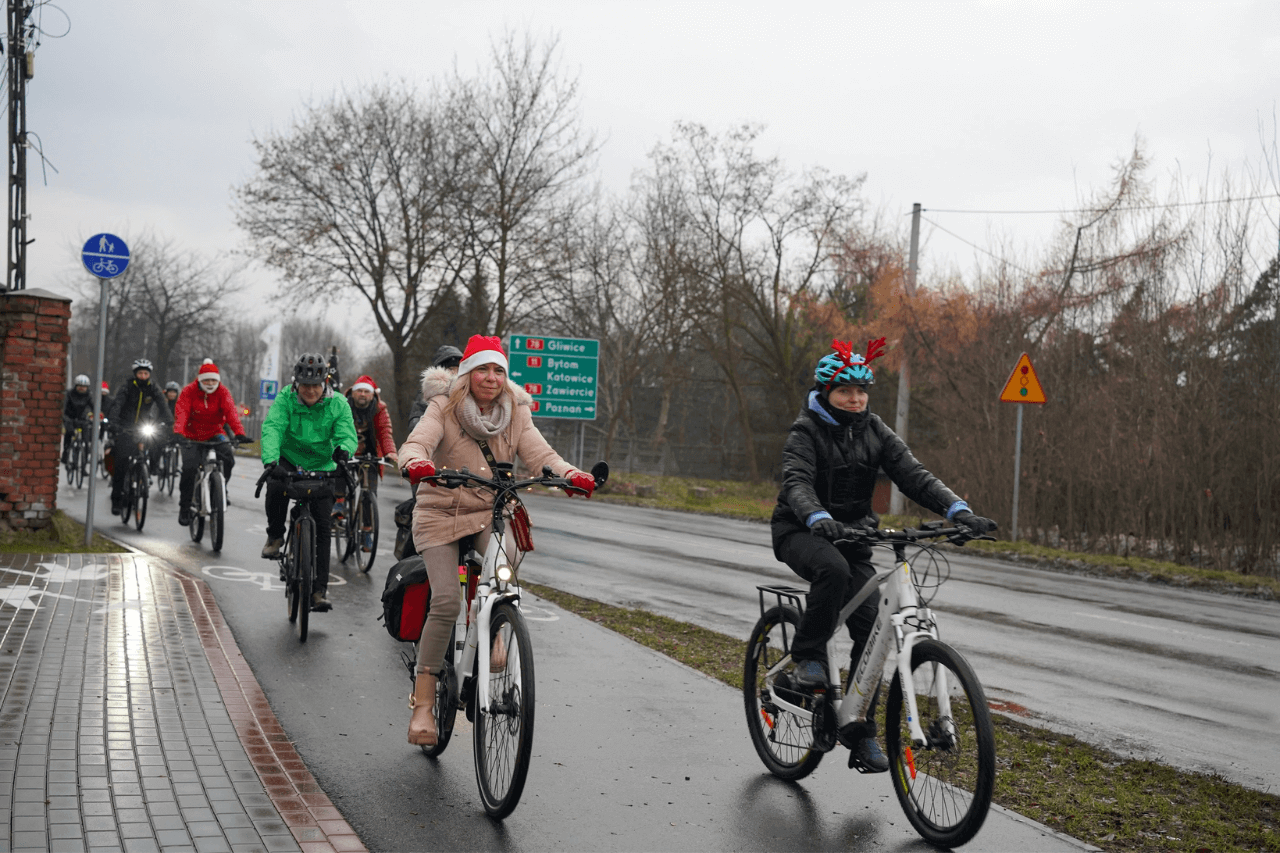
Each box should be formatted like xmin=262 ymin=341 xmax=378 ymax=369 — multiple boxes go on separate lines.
xmin=998 ymin=353 xmax=1047 ymax=404
xmin=526 ymin=356 xmax=542 ymax=367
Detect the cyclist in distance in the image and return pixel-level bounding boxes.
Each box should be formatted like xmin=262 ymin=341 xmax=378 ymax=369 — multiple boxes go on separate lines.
xmin=259 ymin=353 xmax=358 ymax=612
xmin=107 ymin=358 xmax=172 ymax=516
xmin=398 ymin=334 xmax=597 ymax=747
xmin=341 ymin=374 xmax=398 ymax=550
xmin=406 ymin=344 xmax=462 ymax=433
xmin=772 ymin=338 xmax=996 ymax=772
xmin=62 ymin=374 xmax=94 ymax=464
xmin=163 ymin=381 xmax=180 ymax=407
xmin=173 ymin=359 xmax=249 ymax=527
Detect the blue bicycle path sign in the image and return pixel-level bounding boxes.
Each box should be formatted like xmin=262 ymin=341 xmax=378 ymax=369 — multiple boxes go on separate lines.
xmin=81 ymin=233 xmax=130 ymax=279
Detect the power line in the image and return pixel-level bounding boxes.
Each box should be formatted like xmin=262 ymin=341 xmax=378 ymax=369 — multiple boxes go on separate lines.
xmin=922 ymin=192 xmax=1280 ymax=216
xmin=919 ymin=215 xmax=1040 ymax=276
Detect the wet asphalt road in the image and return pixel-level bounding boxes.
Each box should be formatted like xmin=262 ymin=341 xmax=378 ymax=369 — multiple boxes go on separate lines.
xmin=55 ymin=456 xmax=1276 ymax=848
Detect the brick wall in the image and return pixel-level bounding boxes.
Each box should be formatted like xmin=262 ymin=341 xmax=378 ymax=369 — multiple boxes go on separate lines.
xmin=0 ymin=288 xmax=71 ymax=530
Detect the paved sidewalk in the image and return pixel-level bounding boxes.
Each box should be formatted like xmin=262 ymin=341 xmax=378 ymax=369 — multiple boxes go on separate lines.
xmin=0 ymin=553 xmax=366 ymax=853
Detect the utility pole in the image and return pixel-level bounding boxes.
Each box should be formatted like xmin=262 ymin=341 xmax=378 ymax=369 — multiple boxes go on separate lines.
xmin=6 ymin=0 xmax=34 ymax=293
xmin=889 ymin=203 xmax=922 ymax=516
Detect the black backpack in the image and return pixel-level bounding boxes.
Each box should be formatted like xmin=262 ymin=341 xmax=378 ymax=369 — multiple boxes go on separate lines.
xmin=381 ymin=557 xmax=430 ymax=642
xmin=393 ymin=496 xmax=417 ymax=560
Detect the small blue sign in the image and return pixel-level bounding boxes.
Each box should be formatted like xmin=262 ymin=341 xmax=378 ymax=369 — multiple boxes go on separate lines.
xmin=259 ymin=379 xmax=278 ymax=401
xmin=81 ymin=233 xmax=131 ymax=279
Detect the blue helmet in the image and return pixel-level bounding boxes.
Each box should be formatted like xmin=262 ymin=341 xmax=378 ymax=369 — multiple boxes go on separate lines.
xmin=814 ymin=338 xmax=887 ymax=390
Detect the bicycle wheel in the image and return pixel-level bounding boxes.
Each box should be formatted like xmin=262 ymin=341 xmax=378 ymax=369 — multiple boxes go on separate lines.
xmin=421 ymin=628 xmax=459 ymax=759
xmin=886 ymin=638 xmax=996 ymax=848
xmin=189 ymin=472 xmax=205 ymax=542
xmin=77 ymin=436 xmax=91 ymax=488
xmin=355 ymin=492 xmax=379 ymax=574
xmin=64 ymin=438 xmax=75 ymax=481
xmin=166 ymin=447 xmax=179 ymax=495
xmin=473 ymin=601 xmax=535 ymax=819
xmin=132 ymin=464 xmax=149 ymax=531
xmin=286 ymin=532 xmax=301 ymax=625
xmin=208 ymin=472 xmax=225 ymax=552
xmin=332 ymin=494 xmax=354 ymax=564
xmin=297 ymin=515 xmax=314 ymax=642
xmin=743 ymin=605 xmax=825 ymax=780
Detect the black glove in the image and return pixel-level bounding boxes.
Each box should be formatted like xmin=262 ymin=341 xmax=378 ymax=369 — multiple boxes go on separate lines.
xmin=810 ymin=518 xmax=846 ymax=541
xmin=953 ymin=510 xmax=998 ymax=534
xmin=233 ymin=434 xmax=251 ymax=445
xmin=332 ymin=447 xmax=350 ymax=464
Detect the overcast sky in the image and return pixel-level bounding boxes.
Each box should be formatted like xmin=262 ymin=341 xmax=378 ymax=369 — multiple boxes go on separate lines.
xmin=21 ymin=0 xmax=1280 ymax=323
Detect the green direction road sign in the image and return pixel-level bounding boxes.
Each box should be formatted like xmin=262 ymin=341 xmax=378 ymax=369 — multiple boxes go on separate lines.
xmin=509 ymin=334 xmax=598 ymax=420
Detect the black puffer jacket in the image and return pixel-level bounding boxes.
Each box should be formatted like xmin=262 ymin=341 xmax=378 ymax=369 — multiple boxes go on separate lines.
xmin=63 ymin=387 xmax=93 ymax=425
xmin=108 ymin=376 xmax=172 ymax=433
xmin=771 ymin=399 xmax=962 ymax=555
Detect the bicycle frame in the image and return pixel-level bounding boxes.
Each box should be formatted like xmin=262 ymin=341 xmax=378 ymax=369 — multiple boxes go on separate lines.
xmin=446 ymin=509 xmax=523 ymax=717
xmin=762 ymin=543 xmax=945 ymax=750
xmin=193 ymin=445 xmax=226 ymax=518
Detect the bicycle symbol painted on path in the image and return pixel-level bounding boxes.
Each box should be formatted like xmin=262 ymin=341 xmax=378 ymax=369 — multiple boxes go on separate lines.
xmin=201 ymin=565 xmax=347 ymax=593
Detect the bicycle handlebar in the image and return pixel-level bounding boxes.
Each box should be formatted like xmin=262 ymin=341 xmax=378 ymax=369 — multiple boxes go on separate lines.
xmin=254 ymin=465 xmax=353 ymax=499
xmin=834 ymin=520 xmax=996 ymax=548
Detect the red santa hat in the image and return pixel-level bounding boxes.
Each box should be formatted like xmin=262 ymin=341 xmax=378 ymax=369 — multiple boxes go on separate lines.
xmin=350 ymin=375 xmax=376 ymax=394
xmin=197 ymin=359 xmax=220 ymax=382
xmin=457 ymin=335 xmax=508 ymax=377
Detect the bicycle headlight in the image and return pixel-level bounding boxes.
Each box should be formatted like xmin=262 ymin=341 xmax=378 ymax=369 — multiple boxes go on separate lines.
xmin=140 ymin=424 xmax=156 ymax=437
xmin=496 ymin=564 xmax=513 ymax=583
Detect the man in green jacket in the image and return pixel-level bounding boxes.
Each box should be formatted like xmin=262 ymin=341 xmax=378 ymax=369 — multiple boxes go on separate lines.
xmin=260 ymin=352 xmax=359 ymax=611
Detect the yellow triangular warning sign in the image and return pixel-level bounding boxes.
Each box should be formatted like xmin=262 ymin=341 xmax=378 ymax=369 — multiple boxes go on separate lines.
xmin=999 ymin=353 xmax=1047 ymax=404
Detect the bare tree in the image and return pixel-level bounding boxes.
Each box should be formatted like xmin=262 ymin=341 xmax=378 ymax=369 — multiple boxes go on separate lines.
xmin=234 ymin=83 xmax=465 ymax=421
xmin=69 ymin=233 xmax=242 ymax=387
xmin=448 ymin=30 xmax=600 ymax=337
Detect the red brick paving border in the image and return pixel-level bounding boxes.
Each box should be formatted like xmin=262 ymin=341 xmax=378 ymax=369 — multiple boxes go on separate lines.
xmin=170 ymin=567 xmax=368 ymax=853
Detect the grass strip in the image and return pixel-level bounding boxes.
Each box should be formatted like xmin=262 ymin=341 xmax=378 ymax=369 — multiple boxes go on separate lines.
xmin=522 ymin=579 xmax=1280 ymax=853
xmin=0 ymin=509 xmax=128 ymax=554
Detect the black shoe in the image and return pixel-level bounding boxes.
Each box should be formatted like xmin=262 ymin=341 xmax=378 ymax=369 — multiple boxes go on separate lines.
xmin=178 ymin=507 xmax=192 ymax=526
xmin=850 ymin=737 xmax=889 ymax=773
xmin=111 ymin=500 xmax=123 ymax=516
xmin=310 ymin=591 xmax=332 ymax=612
xmin=261 ymin=538 xmax=284 ymax=559
xmin=793 ymin=659 xmax=828 ymax=691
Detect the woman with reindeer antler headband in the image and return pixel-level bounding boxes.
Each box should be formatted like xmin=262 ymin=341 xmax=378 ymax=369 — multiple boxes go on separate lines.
xmin=770 ymin=337 xmax=997 ymax=773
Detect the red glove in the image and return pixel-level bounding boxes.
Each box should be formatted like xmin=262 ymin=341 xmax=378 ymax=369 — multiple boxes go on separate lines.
xmin=404 ymin=460 xmax=437 ymax=487
xmin=566 ymin=470 xmax=595 ymax=498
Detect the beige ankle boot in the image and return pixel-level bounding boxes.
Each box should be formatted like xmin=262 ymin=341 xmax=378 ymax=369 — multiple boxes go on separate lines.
xmin=407 ymin=671 xmax=438 ymax=746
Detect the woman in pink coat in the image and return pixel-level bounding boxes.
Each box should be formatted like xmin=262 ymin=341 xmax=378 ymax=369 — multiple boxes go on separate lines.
xmin=397 ymin=335 xmax=596 ymax=746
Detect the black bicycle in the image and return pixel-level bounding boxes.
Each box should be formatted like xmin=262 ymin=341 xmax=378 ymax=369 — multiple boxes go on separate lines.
xmin=256 ymin=465 xmax=354 ymax=642
xmin=64 ymin=420 xmax=93 ymax=489
xmin=156 ymin=439 xmax=181 ymax=496
xmin=118 ymin=423 xmax=160 ymax=531
xmin=332 ymin=454 xmax=389 ymax=574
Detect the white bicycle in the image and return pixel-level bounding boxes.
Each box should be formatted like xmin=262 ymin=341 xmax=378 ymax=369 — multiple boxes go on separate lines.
xmin=744 ymin=521 xmax=998 ymax=848
xmin=404 ymin=460 xmax=608 ymax=819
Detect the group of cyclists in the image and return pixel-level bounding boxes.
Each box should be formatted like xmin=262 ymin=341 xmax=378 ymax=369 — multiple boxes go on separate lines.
xmin=62 ymin=333 xmax=997 ymax=771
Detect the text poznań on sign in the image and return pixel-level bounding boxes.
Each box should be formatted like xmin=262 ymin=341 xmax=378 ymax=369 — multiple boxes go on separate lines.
xmin=507 ymin=335 xmax=598 ymax=420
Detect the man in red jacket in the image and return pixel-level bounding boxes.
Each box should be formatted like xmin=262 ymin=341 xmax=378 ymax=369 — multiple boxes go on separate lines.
xmin=342 ymin=374 xmax=398 ymax=550
xmin=173 ymin=359 xmax=249 ymax=527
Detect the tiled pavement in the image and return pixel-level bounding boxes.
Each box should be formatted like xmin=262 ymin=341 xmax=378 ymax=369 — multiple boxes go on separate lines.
xmin=0 ymin=553 xmax=366 ymax=853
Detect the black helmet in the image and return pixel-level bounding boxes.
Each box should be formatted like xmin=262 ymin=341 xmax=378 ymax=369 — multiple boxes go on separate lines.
xmin=292 ymin=353 xmax=328 ymax=386
xmin=432 ymin=344 xmax=463 ymax=368
xmin=165 ymin=381 xmax=181 ymax=392
xmin=132 ymin=358 xmax=153 ymax=373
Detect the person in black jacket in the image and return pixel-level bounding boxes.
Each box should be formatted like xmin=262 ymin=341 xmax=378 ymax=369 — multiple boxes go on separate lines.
xmin=62 ymin=374 xmax=94 ymax=463
xmin=107 ymin=358 xmax=173 ymax=516
xmin=771 ymin=338 xmax=996 ymax=772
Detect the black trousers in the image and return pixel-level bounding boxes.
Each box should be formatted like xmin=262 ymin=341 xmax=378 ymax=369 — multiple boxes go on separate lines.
xmin=109 ymin=436 xmax=145 ymax=502
xmin=264 ymin=460 xmax=334 ymax=593
xmin=179 ymin=442 xmax=235 ymax=510
xmin=777 ymin=529 xmax=882 ymax=737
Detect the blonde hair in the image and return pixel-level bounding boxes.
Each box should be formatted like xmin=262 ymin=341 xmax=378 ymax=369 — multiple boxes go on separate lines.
xmin=440 ymin=369 xmax=511 ymax=420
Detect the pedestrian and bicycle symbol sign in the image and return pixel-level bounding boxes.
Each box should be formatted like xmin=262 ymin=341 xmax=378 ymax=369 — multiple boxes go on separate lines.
xmin=81 ymin=233 xmax=131 ymax=280
xmin=508 ymin=334 xmax=598 ymax=420
xmin=999 ymin=353 xmax=1047 ymax=404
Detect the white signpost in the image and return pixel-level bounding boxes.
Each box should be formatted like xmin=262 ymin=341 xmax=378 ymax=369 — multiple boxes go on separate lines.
xmin=80 ymin=233 xmax=131 ymax=546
